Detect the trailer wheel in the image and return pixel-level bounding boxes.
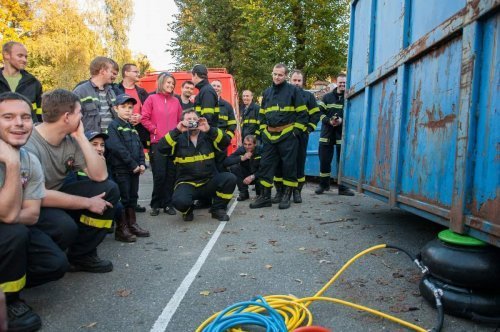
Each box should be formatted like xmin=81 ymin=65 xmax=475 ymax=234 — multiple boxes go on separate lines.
xmin=420 ymin=275 xmax=500 ymax=324
xmin=420 ymin=232 xmax=500 ymax=290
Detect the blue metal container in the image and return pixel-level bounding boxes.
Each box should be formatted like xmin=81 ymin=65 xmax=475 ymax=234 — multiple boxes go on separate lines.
xmin=305 ymin=121 xmax=338 ymax=179
xmin=341 ymin=0 xmax=499 ymax=246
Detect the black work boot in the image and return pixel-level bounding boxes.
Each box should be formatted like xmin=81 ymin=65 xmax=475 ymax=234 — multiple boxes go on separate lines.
xmin=135 ymin=204 xmax=146 ymax=213
xmin=7 ymin=299 xmax=42 ymax=332
xmin=69 ymin=253 xmax=113 ymax=273
xmin=293 ymin=183 xmax=304 ymax=203
xmin=237 ymin=191 xmax=250 ymax=201
xmin=249 ymin=187 xmax=272 ymax=209
xmin=211 ymin=209 xmax=230 ymax=221
xmin=278 ymin=186 xmax=293 ymax=209
xmin=338 ymin=184 xmax=355 ymax=196
xmin=115 ymin=210 xmax=136 ymax=243
xmin=126 ymin=207 xmax=150 ymax=237
xmin=271 ymin=183 xmax=283 ymax=204
xmin=182 ymin=206 xmax=194 ymax=222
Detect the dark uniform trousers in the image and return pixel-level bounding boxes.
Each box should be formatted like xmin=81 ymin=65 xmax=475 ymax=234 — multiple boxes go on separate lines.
xmin=172 ymin=172 xmax=236 ymax=214
xmin=229 ymin=164 xmax=255 ymax=194
xmin=0 ymin=224 xmax=68 ymax=302
xmin=113 ymin=172 xmax=140 ymax=208
xmin=149 ymin=143 xmax=176 ymax=209
xmin=258 ymin=132 xmax=299 ymax=188
xmin=36 ymin=179 xmax=119 ymax=260
xmin=318 ymin=143 xmax=345 ymax=189
xmin=274 ymin=130 xmax=309 ymax=185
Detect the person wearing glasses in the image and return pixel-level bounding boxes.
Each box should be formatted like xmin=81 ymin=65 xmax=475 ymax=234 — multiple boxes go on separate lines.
xmin=141 ymin=72 xmax=183 ymax=216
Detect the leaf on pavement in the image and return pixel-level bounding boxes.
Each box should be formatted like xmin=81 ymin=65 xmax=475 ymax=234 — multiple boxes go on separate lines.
xmin=116 ymin=289 xmax=131 ymax=297
xmin=298 ymin=247 xmax=306 ymax=251
xmin=265 ymin=264 xmax=272 ymax=269
xmin=213 ymin=288 xmax=226 ymax=293
xmin=239 ymin=273 xmax=248 ymax=277
xmin=80 ymin=322 xmax=97 ymax=328
xmin=200 ymin=290 xmax=210 ymax=296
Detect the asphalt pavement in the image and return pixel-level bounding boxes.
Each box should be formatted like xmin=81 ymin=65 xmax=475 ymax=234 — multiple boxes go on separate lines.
xmin=23 ymin=170 xmax=497 ymax=332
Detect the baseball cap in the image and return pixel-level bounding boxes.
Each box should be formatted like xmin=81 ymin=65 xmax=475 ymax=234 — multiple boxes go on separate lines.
xmin=114 ymin=94 xmax=137 ymax=106
xmin=85 ymin=131 xmax=109 ymax=141
xmin=191 ymin=64 xmax=208 ymax=77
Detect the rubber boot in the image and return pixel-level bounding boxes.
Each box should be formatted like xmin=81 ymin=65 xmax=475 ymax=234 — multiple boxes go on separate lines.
xmin=279 ymin=186 xmax=293 ymax=209
xmin=249 ymin=187 xmax=272 ymax=209
xmin=293 ymin=183 xmax=304 ymax=203
xmin=271 ymin=182 xmax=283 ymax=204
xmin=255 ymin=183 xmax=261 ymax=197
xmin=338 ymin=184 xmax=355 ymax=196
xmin=115 ymin=210 xmax=136 ymax=243
xmin=315 ymin=178 xmax=330 ymax=194
xmin=126 ymin=207 xmax=150 ymax=237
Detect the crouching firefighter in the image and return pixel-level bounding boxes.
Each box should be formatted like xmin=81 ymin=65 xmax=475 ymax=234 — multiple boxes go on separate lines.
xmin=157 ymin=109 xmax=236 ymax=222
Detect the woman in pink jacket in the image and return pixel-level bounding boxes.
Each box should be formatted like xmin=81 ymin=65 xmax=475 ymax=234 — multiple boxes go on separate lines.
xmin=141 ymin=72 xmax=183 ymax=216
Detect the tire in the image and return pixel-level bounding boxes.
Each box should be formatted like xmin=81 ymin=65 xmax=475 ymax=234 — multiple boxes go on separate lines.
xmin=420 ymin=275 xmax=500 ymax=324
xmin=420 ymin=238 xmax=500 ymax=289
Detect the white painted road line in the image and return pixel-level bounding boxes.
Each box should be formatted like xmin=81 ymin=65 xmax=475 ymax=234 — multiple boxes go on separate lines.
xmin=150 ymin=199 xmax=239 ymax=332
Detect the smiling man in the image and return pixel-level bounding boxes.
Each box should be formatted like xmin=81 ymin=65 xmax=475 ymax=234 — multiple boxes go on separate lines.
xmin=0 ymin=92 xmax=68 ymax=332
xmin=0 ymin=42 xmax=43 ymax=122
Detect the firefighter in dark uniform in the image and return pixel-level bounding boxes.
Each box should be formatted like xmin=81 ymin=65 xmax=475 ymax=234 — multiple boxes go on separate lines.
xmin=211 ymin=80 xmax=237 ymax=171
xmin=0 ymin=92 xmax=67 ymax=332
xmin=316 ymin=73 xmax=354 ymax=196
xmin=223 ymin=134 xmax=261 ymax=201
xmin=289 ymin=70 xmax=320 ymax=203
xmin=0 ymin=42 xmax=43 ymax=122
xmin=250 ymin=63 xmax=308 ymax=210
xmin=240 ymin=90 xmax=261 ymax=142
xmin=191 ymin=64 xmax=219 ymax=127
xmin=157 ymin=109 xmax=236 ymax=222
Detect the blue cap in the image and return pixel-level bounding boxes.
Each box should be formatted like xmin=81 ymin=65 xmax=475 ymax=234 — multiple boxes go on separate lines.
xmin=85 ymin=131 xmax=109 ymax=141
xmin=114 ymin=94 xmax=137 ymax=106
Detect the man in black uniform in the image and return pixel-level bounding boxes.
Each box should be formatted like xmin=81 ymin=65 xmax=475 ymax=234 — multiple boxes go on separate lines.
xmin=289 ymin=69 xmax=320 ymax=203
xmin=240 ymin=90 xmax=260 ymax=142
xmin=250 ymin=63 xmax=307 ymax=210
xmin=0 ymin=92 xmax=68 ymax=332
xmin=316 ymin=73 xmax=354 ymax=196
xmin=175 ymin=81 xmax=195 ymax=110
xmin=157 ymin=109 xmax=236 ymax=222
xmin=0 ymin=42 xmax=43 ymax=122
xmin=191 ymin=64 xmax=219 ymax=127
xmin=211 ymin=80 xmax=237 ymax=171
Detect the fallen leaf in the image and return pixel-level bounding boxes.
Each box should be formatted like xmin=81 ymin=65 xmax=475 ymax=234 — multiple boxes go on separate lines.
xmin=200 ymin=291 xmax=210 ymax=296
xmin=213 ymin=288 xmax=226 ymax=293
xmin=116 ymin=289 xmax=131 ymax=297
xmin=319 ymin=260 xmax=331 ymax=264
xmin=298 ymin=247 xmax=306 ymax=251
xmin=265 ymin=264 xmax=272 ymax=269
xmin=80 ymin=322 xmax=97 ymax=329
xmin=240 ymin=273 xmax=248 ymax=277
xmin=294 ymin=279 xmax=303 ymax=284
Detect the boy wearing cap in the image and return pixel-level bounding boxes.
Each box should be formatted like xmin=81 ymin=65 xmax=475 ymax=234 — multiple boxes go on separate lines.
xmin=105 ymin=94 xmax=149 ymax=241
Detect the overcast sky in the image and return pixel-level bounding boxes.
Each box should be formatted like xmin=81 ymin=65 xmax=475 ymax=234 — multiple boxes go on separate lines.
xmin=128 ymin=0 xmax=178 ymax=70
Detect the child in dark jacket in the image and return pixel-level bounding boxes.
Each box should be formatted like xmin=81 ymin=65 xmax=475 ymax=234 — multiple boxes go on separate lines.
xmin=106 ymin=94 xmax=149 ymax=242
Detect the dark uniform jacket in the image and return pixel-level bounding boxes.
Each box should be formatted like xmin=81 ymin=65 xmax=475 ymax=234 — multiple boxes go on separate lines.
xmin=217 ymin=98 xmax=237 ymax=139
xmin=194 ymin=79 xmax=219 ymax=126
xmin=158 ymin=127 xmax=230 ymax=185
xmin=0 ymin=69 xmax=42 ymax=122
xmin=175 ymin=94 xmax=194 ymax=110
xmin=241 ymin=102 xmax=261 ymax=139
xmin=258 ymin=81 xmax=308 ymax=143
xmin=319 ymin=88 xmax=344 ymax=145
xmin=105 ymin=118 xmax=145 ymax=172
xmin=301 ymin=89 xmax=321 ymax=133
xmin=223 ymin=146 xmax=262 ymax=174
xmin=113 ymin=82 xmax=150 ymax=144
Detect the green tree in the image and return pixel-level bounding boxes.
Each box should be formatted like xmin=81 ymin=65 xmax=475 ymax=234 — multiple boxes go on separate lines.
xmin=169 ymin=0 xmax=350 ymax=95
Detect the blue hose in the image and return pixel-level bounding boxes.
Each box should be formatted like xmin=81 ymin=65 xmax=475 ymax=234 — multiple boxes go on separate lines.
xmin=202 ymin=296 xmax=287 ymax=332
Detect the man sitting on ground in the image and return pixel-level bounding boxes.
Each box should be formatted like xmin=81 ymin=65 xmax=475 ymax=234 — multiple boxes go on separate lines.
xmin=24 ymin=89 xmax=119 ymax=273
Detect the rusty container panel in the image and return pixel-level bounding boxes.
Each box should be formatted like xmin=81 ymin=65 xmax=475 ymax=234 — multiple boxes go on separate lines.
xmin=401 ymin=38 xmax=462 ymax=207
xmin=343 ymin=0 xmax=499 ymax=246
xmin=364 ymin=75 xmax=398 ymax=192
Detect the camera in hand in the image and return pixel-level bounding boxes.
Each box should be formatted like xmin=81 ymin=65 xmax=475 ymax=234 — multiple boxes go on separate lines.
xmin=331 ymin=113 xmax=340 ymax=121
xmin=187 ymin=120 xmax=199 ymax=129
